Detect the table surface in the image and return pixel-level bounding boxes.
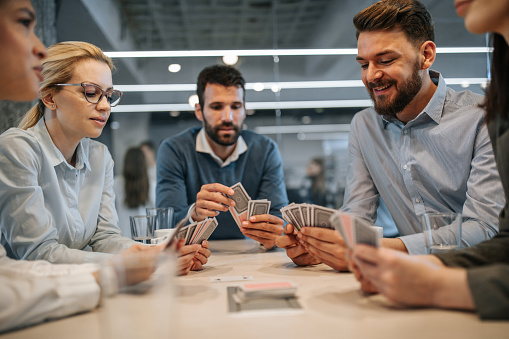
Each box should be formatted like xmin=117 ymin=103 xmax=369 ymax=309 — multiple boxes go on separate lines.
xmin=3 ymin=239 xmax=509 ymax=339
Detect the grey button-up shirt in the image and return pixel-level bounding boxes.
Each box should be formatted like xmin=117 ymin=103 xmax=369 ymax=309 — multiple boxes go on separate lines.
xmin=341 ymin=71 xmax=504 ymax=254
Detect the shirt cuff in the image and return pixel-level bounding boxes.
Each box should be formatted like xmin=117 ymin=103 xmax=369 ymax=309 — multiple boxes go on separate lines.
xmin=398 ymin=233 xmax=427 ymax=255
xmin=188 ymin=203 xmax=196 ymax=224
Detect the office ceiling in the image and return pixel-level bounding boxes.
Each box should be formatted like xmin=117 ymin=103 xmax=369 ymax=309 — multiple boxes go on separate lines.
xmin=56 ymin=0 xmax=488 ymax=114
xmin=114 ymin=0 xmax=336 ymax=50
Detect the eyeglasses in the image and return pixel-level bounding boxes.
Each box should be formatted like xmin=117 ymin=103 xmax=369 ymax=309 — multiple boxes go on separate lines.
xmin=55 ymin=82 xmax=122 ymax=107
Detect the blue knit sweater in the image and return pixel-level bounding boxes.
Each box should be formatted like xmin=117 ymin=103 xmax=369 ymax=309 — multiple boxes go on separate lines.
xmin=156 ymin=126 xmax=288 ymax=240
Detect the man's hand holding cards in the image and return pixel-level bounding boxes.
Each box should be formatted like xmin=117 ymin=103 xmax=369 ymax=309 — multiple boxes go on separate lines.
xmin=228 ymin=182 xmax=284 ymax=249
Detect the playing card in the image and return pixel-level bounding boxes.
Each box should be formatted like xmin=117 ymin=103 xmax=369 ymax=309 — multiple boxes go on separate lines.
xmin=330 ymin=211 xmax=348 ymax=246
xmin=340 ymin=213 xmax=355 ymax=247
xmin=230 ymin=183 xmax=250 ymax=216
xmin=300 ymin=204 xmax=310 ymax=227
xmin=229 ymin=183 xmax=251 ymax=228
xmin=193 ymin=217 xmax=219 ymax=244
xmin=354 ymin=217 xmax=380 ymax=247
xmin=248 ymin=200 xmax=271 ymax=219
xmin=280 ymin=205 xmax=301 ymax=231
xmin=312 ymin=205 xmax=336 ymax=229
xmin=177 ymin=224 xmax=190 ymax=240
xmin=190 ymin=218 xmax=209 ymax=245
xmin=185 ymin=222 xmax=198 ymax=245
xmin=288 ymin=205 xmax=304 ymax=229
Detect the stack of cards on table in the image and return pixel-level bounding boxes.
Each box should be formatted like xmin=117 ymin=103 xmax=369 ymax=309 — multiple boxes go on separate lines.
xmin=235 ymin=281 xmax=297 ymax=301
xmin=280 ymin=203 xmax=337 ymax=231
xmin=330 ymin=211 xmax=380 ymax=248
xmin=176 ymin=217 xmax=218 ymax=245
xmin=228 ymin=182 xmax=271 ymax=228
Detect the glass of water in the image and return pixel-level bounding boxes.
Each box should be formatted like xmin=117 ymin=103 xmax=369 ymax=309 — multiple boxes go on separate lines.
xmin=146 ymin=207 xmax=175 ymax=230
xmin=421 ymin=212 xmax=462 ymax=254
xmin=130 ymin=215 xmax=156 ymax=244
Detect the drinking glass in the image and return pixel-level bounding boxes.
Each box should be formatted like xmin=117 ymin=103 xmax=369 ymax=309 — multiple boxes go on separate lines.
xmin=130 ymin=215 xmax=156 ymax=244
xmin=421 ymin=212 xmax=462 ymax=254
xmin=146 ymin=207 xmax=175 ymax=230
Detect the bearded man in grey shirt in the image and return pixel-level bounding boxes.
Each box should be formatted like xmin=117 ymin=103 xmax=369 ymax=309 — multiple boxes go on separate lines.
xmin=276 ymin=0 xmax=504 ymax=270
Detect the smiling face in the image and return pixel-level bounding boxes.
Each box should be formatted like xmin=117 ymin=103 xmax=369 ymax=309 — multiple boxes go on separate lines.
xmin=0 ymin=0 xmax=47 ymax=101
xmin=356 ymin=29 xmax=430 ymax=119
xmin=454 ymin=0 xmax=509 ymax=36
xmin=46 ymin=59 xmax=113 ymax=144
xmin=195 ymin=83 xmax=246 ymax=148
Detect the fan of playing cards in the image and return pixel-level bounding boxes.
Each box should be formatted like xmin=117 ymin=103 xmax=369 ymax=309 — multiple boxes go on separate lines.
xmin=280 ymin=203 xmax=338 ymax=231
xmin=176 ymin=217 xmax=219 ymax=245
xmin=228 ymin=182 xmax=271 ymax=228
xmin=330 ymin=211 xmax=381 ymax=248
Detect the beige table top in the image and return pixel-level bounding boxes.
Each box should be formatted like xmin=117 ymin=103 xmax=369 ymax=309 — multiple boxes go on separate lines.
xmin=3 ymin=239 xmax=509 ymax=339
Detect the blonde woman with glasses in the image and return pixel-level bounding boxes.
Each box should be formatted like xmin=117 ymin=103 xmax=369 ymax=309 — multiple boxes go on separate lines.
xmin=0 ymin=41 xmax=210 ymax=268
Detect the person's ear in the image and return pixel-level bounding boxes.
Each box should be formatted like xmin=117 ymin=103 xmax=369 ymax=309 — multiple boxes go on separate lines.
xmin=41 ymin=92 xmax=56 ymax=110
xmin=420 ymin=40 xmax=436 ymax=70
xmin=195 ymin=103 xmax=204 ymax=122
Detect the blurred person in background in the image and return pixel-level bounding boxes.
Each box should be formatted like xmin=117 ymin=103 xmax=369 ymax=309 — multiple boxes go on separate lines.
xmin=299 ymin=157 xmax=332 ymax=208
xmin=114 ymin=146 xmax=155 ymax=237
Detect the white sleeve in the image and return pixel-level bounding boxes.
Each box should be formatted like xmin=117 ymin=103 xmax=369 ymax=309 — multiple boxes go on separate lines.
xmin=0 ymin=247 xmax=101 ymax=332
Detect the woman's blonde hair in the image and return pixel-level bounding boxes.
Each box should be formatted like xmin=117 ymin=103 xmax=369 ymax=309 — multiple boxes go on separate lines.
xmin=18 ymin=41 xmax=115 ymax=130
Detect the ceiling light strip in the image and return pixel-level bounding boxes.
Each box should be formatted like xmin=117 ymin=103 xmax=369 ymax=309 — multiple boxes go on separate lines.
xmin=105 ymin=47 xmax=491 ymax=58
xmin=116 ymin=78 xmax=487 ymax=92
xmin=254 ymin=124 xmax=351 ymax=134
xmin=111 ymin=99 xmax=373 ymax=113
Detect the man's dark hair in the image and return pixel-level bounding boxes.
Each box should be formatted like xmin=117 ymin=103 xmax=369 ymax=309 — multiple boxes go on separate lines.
xmin=353 ymin=0 xmax=434 ymax=47
xmin=196 ymin=65 xmax=246 ymax=109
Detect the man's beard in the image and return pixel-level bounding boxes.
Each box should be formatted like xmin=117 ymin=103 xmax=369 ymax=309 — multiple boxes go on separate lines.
xmin=368 ymin=62 xmax=423 ymax=119
xmin=203 ymin=117 xmax=241 ymax=146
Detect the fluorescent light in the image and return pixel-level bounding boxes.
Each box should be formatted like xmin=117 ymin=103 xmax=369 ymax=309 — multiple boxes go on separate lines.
xmin=253 ymin=83 xmax=265 ymax=92
xmin=168 ymin=64 xmax=181 ymax=72
xmin=436 ymin=47 xmax=492 ymax=53
xmin=104 ymin=47 xmax=491 ymax=58
xmin=115 ymin=78 xmax=487 ymax=92
xmin=297 ymin=132 xmax=351 ymax=140
xmin=111 ymin=100 xmax=372 ymax=113
xmin=222 ymin=54 xmax=239 ymax=65
xmin=116 ymin=84 xmax=196 ymax=91
xmin=254 ymin=124 xmax=350 ymax=134
xmin=104 ymin=49 xmax=358 ymax=58
xmin=188 ymin=94 xmax=199 ymax=107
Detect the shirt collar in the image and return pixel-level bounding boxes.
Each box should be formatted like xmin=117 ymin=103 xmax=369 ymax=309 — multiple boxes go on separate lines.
xmin=381 ymin=70 xmax=446 ymax=128
xmin=196 ymin=128 xmax=247 ymax=167
xmin=32 ymin=118 xmax=91 ymax=171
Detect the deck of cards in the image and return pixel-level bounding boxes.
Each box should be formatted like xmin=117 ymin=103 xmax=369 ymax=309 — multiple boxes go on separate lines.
xmin=235 ymin=281 xmax=297 ymax=301
xmin=330 ymin=211 xmax=380 ymax=248
xmin=176 ymin=217 xmax=219 ymax=245
xmin=280 ymin=203 xmax=338 ymax=231
xmin=228 ymin=182 xmax=271 ymax=228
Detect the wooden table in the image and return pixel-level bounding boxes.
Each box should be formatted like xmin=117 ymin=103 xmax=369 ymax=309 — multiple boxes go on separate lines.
xmin=3 ymin=239 xmax=509 ymax=338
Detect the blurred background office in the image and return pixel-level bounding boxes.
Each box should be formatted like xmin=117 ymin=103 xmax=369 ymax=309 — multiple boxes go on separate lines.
xmin=0 ymin=0 xmax=489 ymax=209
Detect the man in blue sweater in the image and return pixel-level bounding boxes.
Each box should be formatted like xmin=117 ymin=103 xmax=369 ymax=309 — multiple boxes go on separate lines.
xmin=156 ymin=65 xmax=288 ymax=249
